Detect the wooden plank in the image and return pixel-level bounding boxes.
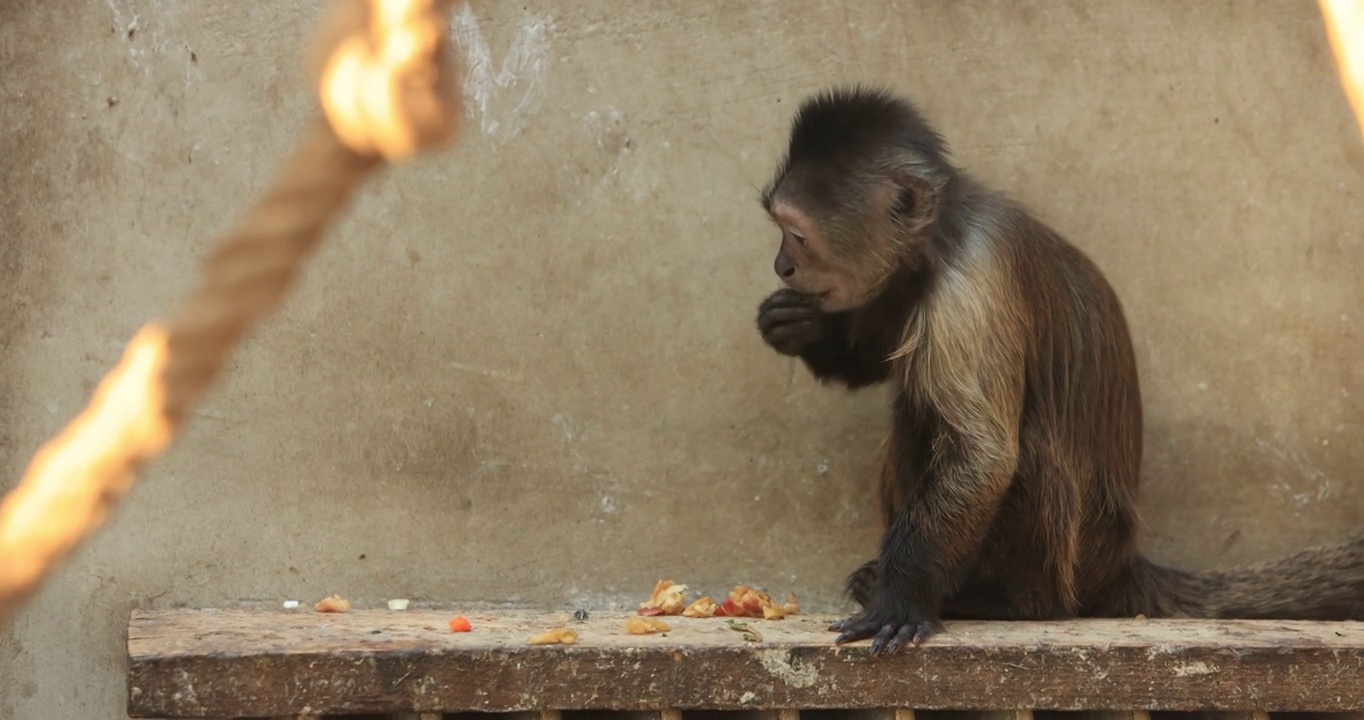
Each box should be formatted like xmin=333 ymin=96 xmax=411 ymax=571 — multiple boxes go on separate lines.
xmin=1033 ymin=714 xmax=1149 ymax=720
xmin=919 ymin=713 xmax=1033 ymax=720
xmin=918 ymin=713 xmax=1031 ymax=720
xmin=682 ymin=713 xmax=795 ymax=719
xmin=803 ymin=711 xmax=917 ymax=720
xmin=125 ymin=609 xmax=1364 ymax=718
xmin=1148 ymin=714 xmax=1269 ymax=720
xmin=558 ymin=713 xmax=686 ymax=720
xmin=1034 ymin=714 xmax=1149 ymax=720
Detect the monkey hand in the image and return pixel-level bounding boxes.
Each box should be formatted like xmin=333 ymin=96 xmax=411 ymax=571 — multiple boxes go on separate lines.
xmin=757 ymin=289 xmax=825 ymax=356
xmin=828 ymin=600 xmax=944 ymax=656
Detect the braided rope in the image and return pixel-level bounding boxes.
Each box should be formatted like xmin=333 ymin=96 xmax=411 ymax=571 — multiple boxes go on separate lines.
xmin=0 ymin=0 xmax=463 ymax=623
xmin=1321 ymin=0 xmax=1364 ymax=140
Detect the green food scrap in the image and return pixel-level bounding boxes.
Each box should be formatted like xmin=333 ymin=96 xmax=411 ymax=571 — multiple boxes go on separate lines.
xmin=725 ymin=618 xmax=761 ymax=642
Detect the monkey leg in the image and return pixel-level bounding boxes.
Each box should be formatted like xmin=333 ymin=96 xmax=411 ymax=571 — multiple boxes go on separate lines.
xmin=851 ymin=560 xmax=1016 ymax=620
xmin=940 ymin=582 xmax=1016 ymax=620
xmin=844 ymin=559 xmax=878 ymax=607
xmin=966 ymin=472 xmax=1083 ymax=620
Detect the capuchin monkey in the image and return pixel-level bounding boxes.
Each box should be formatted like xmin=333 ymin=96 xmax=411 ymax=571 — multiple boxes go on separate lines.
xmin=754 ymin=85 xmax=1364 ymax=656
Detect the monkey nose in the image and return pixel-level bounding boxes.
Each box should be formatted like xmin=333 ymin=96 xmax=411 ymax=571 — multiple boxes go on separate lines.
xmin=774 ymin=254 xmax=796 ymax=279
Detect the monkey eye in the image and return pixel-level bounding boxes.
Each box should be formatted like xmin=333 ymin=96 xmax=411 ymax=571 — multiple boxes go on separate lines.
xmin=790 ymin=232 xmax=806 ymax=246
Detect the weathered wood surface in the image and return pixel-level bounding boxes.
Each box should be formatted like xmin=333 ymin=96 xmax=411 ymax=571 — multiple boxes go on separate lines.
xmin=126 ymin=609 xmax=1364 ymax=718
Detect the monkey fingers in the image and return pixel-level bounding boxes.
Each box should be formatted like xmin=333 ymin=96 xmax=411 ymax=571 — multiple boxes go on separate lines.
xmin=762 ymin=323 xmax=822 ymax=356
xmin=829 ymin=611 xmax=943 ymax=655
xmin=757 ymin=298 xmax=824 ymax=355
xmin=757 ymin=306 xmax=820 ymax=332
xmin=759 ymin=287 xmax=821 ymax=311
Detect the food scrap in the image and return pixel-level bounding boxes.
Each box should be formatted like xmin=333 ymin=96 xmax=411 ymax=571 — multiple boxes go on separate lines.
xmin=625 ymin=617 xmax=671 ymax=635
xmin=682 ymin=597 xmax=718 ymax=618
xmin=448 ymin=616 xmax=472 ymax=633
xmin=314 ymin=594 xmax=351 ymax=613
xmin=282 ymin=600 xmax=300 ymax=610
xmin=725 ymin=618 xmax=763 ymax=643
xmin=714 ymin=585 xmax=799 ymax=620
xmin=637 ymin=580 xmax=689 ymax=616
xmin=528 ymin=628 xmax=578 ymax=645
xmin=387 ymin=598 xmax=411 ymax=611
xmin=636 ymin=580 xmax=798 ymax=620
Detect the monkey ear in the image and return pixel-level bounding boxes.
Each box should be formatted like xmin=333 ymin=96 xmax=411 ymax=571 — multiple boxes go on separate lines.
xmin=894 ymin=186 xmax=916 ymax=216
xmin=890 ymin=170 xmax=939 ymax=231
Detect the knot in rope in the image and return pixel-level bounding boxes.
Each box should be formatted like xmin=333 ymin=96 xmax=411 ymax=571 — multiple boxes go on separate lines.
xmin=315 ymin=0 xmax=462 ymax=160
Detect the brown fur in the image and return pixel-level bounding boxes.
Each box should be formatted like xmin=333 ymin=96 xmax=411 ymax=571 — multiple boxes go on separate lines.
xmin=755 ymin=86 xmax=1364 ymax=655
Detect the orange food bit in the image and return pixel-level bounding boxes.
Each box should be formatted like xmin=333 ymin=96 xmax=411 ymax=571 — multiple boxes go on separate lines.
xmin=448 ymin=615 xmax=472 ymax=632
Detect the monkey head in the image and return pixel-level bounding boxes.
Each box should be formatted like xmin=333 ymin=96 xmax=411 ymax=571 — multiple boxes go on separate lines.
xmin=759 ymin=86 xmax=953 ymax=313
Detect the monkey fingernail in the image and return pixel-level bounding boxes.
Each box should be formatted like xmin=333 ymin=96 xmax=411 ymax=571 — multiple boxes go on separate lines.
xmin=889 ymin=625 xmax=916 ymax=652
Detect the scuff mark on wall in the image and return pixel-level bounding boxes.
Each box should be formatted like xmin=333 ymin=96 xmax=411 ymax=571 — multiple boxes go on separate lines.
xmin=1253 ymin=435 xmax=1332 ymax=508
xmin=551 ymin=412 xmax=626 ymax=520
xmin=103 ymin=0 xmax=178 ymax=76
xmin=449 ymin=3 xmax=554 ymax=146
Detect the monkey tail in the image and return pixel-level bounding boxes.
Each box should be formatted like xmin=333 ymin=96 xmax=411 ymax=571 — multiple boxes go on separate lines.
xmin=1107 ymin=530 xmax=1364 ymax=620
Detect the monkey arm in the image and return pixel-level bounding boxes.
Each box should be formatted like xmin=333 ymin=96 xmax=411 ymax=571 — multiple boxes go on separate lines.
xmin=833 ymin=394 xmax=1019 ymax=654
xmin=882 ymin=400 xmax=1019 ymax=613
xmin=881 ymin=263 xmax=1029 ymax=603
xmin=795 ymin=312 xmax=892 ymax=389
xmin=833 ymin=308 xmax=1026 ymax=654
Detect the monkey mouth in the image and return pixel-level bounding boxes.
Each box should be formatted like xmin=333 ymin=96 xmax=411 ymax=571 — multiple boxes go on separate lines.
xmin=810 ymin=291 xmax=836 ymax=309
xmin=782 ymin=282 xmax=832 ymax=304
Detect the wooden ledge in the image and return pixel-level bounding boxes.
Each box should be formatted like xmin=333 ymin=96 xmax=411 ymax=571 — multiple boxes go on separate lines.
xmin=126 ymin=608 xmax=1364 ymax=718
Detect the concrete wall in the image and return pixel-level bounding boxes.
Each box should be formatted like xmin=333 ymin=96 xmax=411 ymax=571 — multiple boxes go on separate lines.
xmin=2 ymin=1 xmax=1361 ymax=717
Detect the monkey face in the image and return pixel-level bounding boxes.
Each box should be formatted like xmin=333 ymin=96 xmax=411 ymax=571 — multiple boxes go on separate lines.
xmin=768 ymin=200 xmax=868 ymax=312
xmin=768 ymin=197 xmax=901 ymax=313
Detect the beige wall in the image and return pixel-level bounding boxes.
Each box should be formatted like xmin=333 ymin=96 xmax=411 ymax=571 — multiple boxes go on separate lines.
xmin=2 ymin=1 xmax=1361 ymax=717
